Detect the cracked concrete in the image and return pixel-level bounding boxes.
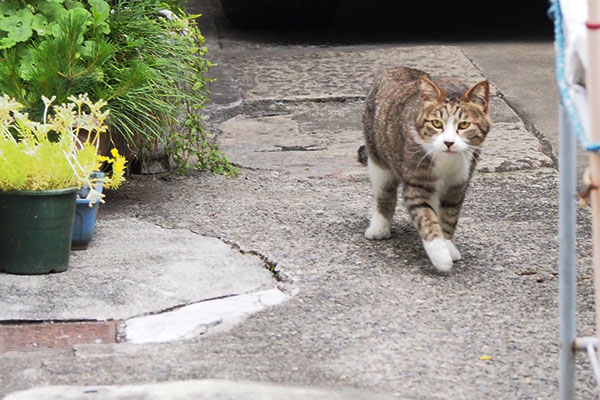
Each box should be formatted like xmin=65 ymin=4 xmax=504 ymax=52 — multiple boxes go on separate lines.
xmin=216 ymin=95 xmax=553 ymax=178
xmin=0 ymin=218 xmax=281 ymax=322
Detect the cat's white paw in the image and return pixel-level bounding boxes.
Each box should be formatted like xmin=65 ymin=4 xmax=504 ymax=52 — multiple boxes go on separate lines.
xmin=446 ymin=240 xmax=462 ymax=261
xmin=365 ymin=213 xmax=391 ymax=240
xmin=423 ymin=238 xmax=453 ymax=272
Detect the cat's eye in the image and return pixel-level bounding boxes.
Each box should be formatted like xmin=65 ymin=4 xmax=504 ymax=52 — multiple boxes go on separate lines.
xmin=431 ymin=119 xmax=443 ymax=129
xmin=458 ymin=121 xmax=471 ymax=130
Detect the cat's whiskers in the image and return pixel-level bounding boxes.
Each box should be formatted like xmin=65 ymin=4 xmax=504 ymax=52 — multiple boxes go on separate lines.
xmin=426 ymin=151 xmax=440 ymax=176
xmin=464 ymin=149 xmax=480 ymax=165
xmin=459 ymin=150 xmax=471 ymax=166
xmin=463 ymin=143 xmax=479 ymax=156
xmin=416 ymin=146 xmax=437 ymax=170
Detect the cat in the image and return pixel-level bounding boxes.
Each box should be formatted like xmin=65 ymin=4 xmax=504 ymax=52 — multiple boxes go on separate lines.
xmin=360 ymin=66 xmax=491 ymax=272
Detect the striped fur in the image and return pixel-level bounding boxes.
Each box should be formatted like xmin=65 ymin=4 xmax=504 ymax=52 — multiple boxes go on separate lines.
xmin=362 ymin=67 xmax=491 ymax=272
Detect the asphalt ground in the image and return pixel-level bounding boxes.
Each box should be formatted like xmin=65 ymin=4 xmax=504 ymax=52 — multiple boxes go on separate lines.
xmin=2 ymin=0 xmax=598 ymax=398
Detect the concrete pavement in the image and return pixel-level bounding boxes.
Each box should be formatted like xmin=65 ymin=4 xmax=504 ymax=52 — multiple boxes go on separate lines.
xmin=5 ymin=380 xmax=397 ymax=400
xmin=0 ymin=218 xmax=281 ymax=322
xmin=1 ymin=0 xmax=598 ymax=399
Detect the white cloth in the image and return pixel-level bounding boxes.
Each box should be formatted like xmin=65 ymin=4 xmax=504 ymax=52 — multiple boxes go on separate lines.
xmin=561 ymin=0 xmax=588 ymax=85
xmin=560 ymin=0 xmax=591 ymax=135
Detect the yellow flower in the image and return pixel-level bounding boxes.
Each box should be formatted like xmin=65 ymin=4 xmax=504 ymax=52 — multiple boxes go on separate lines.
xmin=102 ymin=148 xmax=127 ymax=189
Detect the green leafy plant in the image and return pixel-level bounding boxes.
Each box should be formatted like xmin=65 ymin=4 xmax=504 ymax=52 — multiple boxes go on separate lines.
xmin=0 ymin=0 xmax=110 ymax=50
xmin=161 ymin=11 xmax=239 ymax=176
xmin=172 ymin=110 xmax=239 ymax=176
xmin=0 ymin=0 xmax=238 ymax=176
xmin=105 ymin=1 xmax=238 ymax=175
xmin=0 ymin=93 xmax=126 ymax=204
xmin=0 ymin=9 xmax=114 ymax=117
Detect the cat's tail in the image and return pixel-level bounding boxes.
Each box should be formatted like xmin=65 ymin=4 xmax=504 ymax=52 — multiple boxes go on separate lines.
xmin=357 ymin=144 xmax=368 ymax=166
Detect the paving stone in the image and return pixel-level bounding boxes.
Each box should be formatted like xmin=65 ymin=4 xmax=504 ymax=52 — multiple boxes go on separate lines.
xmin=0 ymin=321 xmax=117 ymax=352
xmin=217 ymin=46 xmax=490 ymax=102
xmin=217 ymin=98 xmax=553 ymax=178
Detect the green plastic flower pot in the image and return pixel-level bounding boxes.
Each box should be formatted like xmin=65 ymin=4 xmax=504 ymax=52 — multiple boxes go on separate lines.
xmin=0 ymin=187 xmax=77 ymax=275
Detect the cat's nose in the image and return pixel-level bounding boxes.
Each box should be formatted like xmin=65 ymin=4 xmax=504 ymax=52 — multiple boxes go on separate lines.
xmin=444 ymin=141 xmax=454 ymax=149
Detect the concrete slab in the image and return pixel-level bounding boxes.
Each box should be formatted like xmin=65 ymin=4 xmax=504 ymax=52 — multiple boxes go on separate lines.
xmin=218 ymin=112 xmax=365 ymax=179
xmin=216 ymin=46 xmax=489 ymax=102
xmin=0 ymin=218 xmax=277 ymax=321
xmin=217 ymin=97 xmax=553 ymax=178
xmin=210 ymin=43 xmax=553 ymax=177
xmin=479 ymin=97 xmax=555 ymax=172
xmin=462 ymin=42 xmax=558 ymax=152
xmin=4 ymin=379 xmax=399 ymax=400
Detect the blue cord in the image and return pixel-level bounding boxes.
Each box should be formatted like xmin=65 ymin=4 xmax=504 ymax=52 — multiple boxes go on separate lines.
xmin=550 ymin=0 xmax=600 ymax=153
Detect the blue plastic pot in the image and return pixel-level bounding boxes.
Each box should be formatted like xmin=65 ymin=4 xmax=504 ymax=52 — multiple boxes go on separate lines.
xmin=71 ymin=173 xmax=104 ymax=249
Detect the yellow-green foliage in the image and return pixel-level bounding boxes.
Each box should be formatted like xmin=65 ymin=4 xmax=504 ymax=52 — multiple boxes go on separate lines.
xmin=0 ymin=94 xmax=126 ymax=204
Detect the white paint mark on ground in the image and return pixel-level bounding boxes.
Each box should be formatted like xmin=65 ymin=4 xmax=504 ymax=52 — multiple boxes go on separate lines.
xmin=125 ymin=288 xmax=287 ymax=344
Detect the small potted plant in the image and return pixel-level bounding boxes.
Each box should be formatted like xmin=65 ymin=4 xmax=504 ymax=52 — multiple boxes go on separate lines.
xmin=0 ymin=93 xmax=126 ymax=275
xmin=72 ymin=170 xmax=106 ymax=250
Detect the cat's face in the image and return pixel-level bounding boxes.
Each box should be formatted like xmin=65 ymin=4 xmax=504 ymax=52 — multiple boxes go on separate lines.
xmin=415 ymin=77 xmax=491 ymax=155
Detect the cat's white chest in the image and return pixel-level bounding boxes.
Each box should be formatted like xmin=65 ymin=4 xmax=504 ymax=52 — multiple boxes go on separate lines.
xmin=431 ymin=153 xmax=471 ymax=193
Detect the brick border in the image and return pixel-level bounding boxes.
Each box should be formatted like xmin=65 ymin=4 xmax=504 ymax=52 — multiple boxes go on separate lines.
xmin=0 ymin=320 xmax=119 ymax=352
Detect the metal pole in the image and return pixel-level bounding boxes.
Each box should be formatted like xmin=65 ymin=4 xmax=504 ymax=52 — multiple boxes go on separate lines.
xmin=575 ymin=336 xmax=599 ymax=351
xmin=559 ymin=104 xmax=577 ymax=400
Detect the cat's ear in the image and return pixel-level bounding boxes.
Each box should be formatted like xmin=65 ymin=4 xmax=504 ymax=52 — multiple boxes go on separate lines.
xmin=420 ymin=76 xmax=445 ymax=102
xmin=462 ymin=80 xmax=490 ymax=112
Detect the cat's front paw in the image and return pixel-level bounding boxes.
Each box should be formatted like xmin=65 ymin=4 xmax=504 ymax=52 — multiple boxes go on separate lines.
xmin=365 ymin=213 xmax=391 ymax=240
xmin=365 ymin=224 xmax=391 ymax=240
xmin=423 ymin=238 xmax=453 ymax=272
xmin=447 ymin=241 xmax=462 ymax=261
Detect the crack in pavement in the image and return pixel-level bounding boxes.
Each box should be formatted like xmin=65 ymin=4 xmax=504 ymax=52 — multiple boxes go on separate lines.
xmin=260 ymin=145 xmax=328 ymax=152
xmin=217 ymin=236 xmax=291 ymax=284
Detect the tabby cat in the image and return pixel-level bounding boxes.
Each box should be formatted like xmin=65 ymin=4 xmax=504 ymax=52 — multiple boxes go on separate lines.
xmin=361 ymin=67 xmax=491 ymax=272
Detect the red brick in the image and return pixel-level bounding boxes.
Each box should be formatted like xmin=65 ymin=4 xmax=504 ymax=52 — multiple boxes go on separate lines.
xmin=0 ymin=321 xmax=117 ymax=352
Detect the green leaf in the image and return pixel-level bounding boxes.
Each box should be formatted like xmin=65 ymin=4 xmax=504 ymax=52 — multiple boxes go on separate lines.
xmin=0 ymin=11 xmax=34 ymax=44
xmin=95 ymin=21 xmax=110 ymax=35
xmin=63 ymin=0 xmax=85 ymax=10
xmin=37 ymin=2 xmax=67 ymax=20
xmin=0 ymin=8 xmax=33 ymax=30
xmin=80 ymin=40 xmax=96 ymax=58
xmin=0 ymin=37 xmax=17 ymax=50
xmin=89 ymin=0 xmax=110 ymax=21
xmin=88 ymin=0 xmax=110 ymax=34
xmin=0 ymin=2 xmax=19 ymax=15
xmin=31 ymin=14 xmax=49 ymax=35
